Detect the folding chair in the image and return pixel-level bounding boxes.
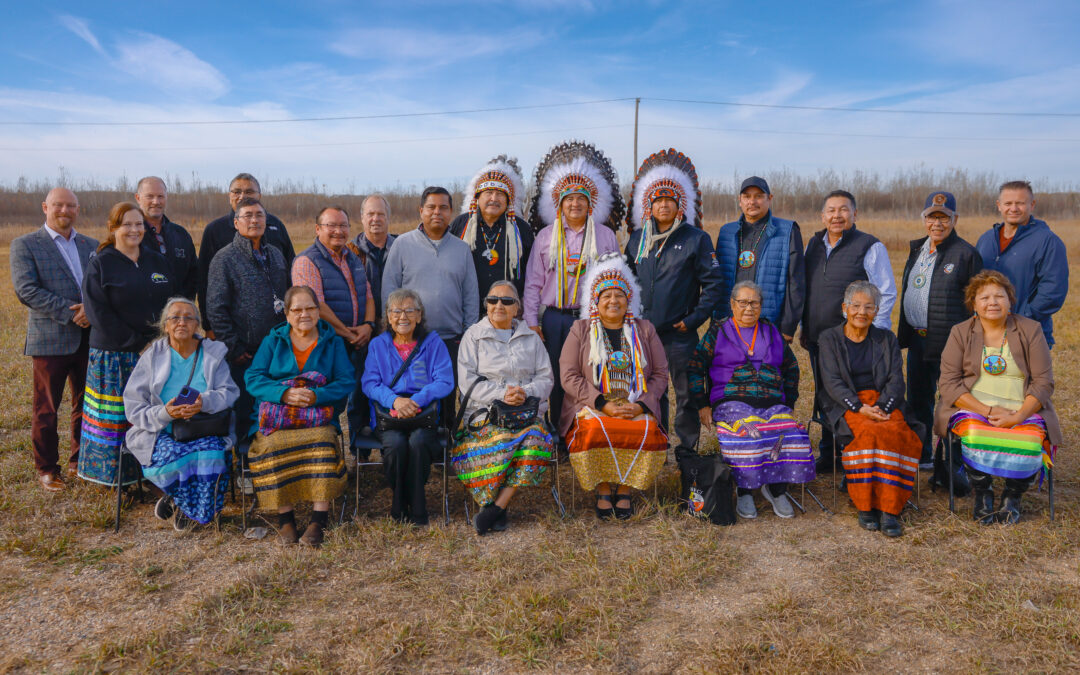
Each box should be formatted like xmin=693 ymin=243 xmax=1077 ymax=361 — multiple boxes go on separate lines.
xmin=113 ymin=441 xmax=147 ymax=533
xmin=350 ymin=427 xmax=451 ymax=525
xmin=944 ymin=432 xmax=1054 ymax=522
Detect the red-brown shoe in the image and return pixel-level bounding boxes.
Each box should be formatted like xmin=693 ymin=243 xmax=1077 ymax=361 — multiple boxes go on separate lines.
xmin=39 ymin=473 xmax=65 ymax=492
xmin=299 ymin=522 xmax=324 ymax=548
xmin=278 ymin=522 xmax=299 ymax=545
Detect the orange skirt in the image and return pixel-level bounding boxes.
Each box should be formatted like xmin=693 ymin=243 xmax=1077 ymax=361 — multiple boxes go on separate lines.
xmin=841 ymin=391 xmax=921 ymax=516
xmin=566 ymin=408 xmax=668 ymax=490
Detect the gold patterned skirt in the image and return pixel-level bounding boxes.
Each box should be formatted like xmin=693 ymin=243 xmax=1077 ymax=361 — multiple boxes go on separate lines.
xmin=566 ymin=408 xmax=668 ymax=490
xmin=247 ymin=426 xmax=346 ymax=511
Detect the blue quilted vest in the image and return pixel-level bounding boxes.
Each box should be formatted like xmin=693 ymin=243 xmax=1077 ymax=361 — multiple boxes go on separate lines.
xmin=715 ymin=216 xmax=793 ymax=324
xmin=297 ymin=239 xmax=368 ymax=326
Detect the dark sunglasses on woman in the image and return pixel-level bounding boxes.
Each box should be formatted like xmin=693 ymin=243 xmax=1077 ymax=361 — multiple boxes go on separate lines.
xmin=485 ymin=296 xmax=517 ymax=306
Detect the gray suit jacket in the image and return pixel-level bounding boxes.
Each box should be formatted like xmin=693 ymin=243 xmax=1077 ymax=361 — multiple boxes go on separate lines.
xmin=11 ymin=227 xmax=98 ymax=356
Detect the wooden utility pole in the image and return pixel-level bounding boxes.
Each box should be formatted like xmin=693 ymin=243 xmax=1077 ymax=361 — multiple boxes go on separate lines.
xmin=633 ymin=97 xmax=641 ymax=171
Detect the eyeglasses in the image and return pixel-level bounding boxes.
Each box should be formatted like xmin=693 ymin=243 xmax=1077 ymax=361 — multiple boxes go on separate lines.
xmin=925 ymin=215 xmax=951 ymax=225
xmin=288 ymin=306 xmax=319 ymax=315
xmin=485 ymin=296 xmax=517 ymax=306
xmin=166 ymin=315 xmax=198 ymax=324
xmin=847 ymin=303 xmax=877 ymax=313
xmin=388 ymin=308 xmax=420 ymax=317
xmin=236 ymin=213 xmax=266 ymax=221
xmin=734 ymin=299 xmax=762 ymax=309
xmin=229 ymin=189 xmax=258 ymax=197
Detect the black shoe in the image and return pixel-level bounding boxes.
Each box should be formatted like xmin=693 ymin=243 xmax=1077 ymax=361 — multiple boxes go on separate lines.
xmin=973 ymin=489 xmax=996 ymax=525
xmin=474 ymin=503 xmax=504 ymax=535
xmin=998 ymin=493 xmax=1022 ymax=525
xmin=492 ymin=508 xmax=509 ymax=532
xmin=857 ymin=510 xmax=880 ymax=531
xmin=595 ymin=494 xmax=615 ymax=520
xmin=880 ymin=513 xmax=903 ymax=538
xmin=154 ymin=496 xmax=174 ymax=521
xmin=614 ymin=493 xmax=633 ymax=520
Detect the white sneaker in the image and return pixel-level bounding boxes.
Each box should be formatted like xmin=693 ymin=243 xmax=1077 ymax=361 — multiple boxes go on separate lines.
xmin=761 ymin=484 xmax=795 ymax=518
xmin=736 ymin=493 xmax=757 ymax=519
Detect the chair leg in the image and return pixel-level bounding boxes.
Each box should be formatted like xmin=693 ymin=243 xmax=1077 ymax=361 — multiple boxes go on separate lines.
xmin=241 ymin=456 xmax=248 ymax=532
xmin=114 ymin=446 xmax=124 ymax=534
xmin=831 ymin=436 xmax=838 ymax=511
xmin=551 ymin=453 xmax=566 ymax=518
xmin=1048 ymin=466 xmax=1055 ymax=523
xmin=947 ymin=434 xmax=955 ymax=514
xmin=804 ymin=486 xmax=831 ymax=515
xmin=354 ymin=460 xmax=362 ymax=521
xmin=442 ymin=432 xmax=450 ymax=526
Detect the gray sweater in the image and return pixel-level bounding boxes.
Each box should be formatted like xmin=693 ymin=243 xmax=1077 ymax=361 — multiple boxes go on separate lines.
xmin=381 ymin=227 xmax=479 ymax=339
xmin=207 ymin=234 xmax=289 ymax=361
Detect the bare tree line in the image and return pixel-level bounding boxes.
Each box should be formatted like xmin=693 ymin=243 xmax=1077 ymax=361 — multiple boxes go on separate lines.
xmin=1 ymin=165 xmax=1077 ymax=229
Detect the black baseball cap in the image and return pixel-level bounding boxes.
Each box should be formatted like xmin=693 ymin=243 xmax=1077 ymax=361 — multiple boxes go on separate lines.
xmin=739 ymin=176 xmax=771 ymax=195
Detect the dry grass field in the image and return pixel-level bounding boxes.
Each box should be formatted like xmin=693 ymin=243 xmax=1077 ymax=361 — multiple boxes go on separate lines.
xmin=0 ymin=216 xmax=1077 ymax=673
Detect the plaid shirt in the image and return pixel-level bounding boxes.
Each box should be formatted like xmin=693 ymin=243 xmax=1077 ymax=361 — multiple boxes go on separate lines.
xmin=291 ymin=250 xmax=372 ymax=326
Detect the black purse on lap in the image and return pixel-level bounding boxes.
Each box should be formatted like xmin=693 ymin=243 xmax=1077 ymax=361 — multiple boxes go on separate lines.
xmin=171 ymin=340 xmax=232 ymax=442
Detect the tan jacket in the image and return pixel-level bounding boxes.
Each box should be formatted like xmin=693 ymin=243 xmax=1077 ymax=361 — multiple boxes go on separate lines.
xmin=935 ymin=314 xmax=1060 ymax=444
xmin=457 ymin=317 xmax=554 ymax=419
xmin=558 ymin=318 xmax=669 ymax=438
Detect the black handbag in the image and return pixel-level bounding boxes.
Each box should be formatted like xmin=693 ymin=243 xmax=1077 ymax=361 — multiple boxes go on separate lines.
xmin=171 ymin=340 xmax=232 ymax=442
xmin=678 ymin=453 xmax=735 ymax=526
xmin=374 ymin=343 xmax=439 ymax=433
xmin=487 ymin=397 xmax=540 ymax=430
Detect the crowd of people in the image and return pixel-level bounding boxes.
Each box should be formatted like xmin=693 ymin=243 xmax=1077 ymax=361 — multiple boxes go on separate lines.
xmin=10 ymin=141 xmax=1067 ymax=546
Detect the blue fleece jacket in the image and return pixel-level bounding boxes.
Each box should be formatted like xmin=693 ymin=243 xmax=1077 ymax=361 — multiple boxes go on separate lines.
xmin=361 ymin=329 xmax=454 ymax=418
xmin=244 ymin=319 xmax=356 ymax=435
xmin=975 ymin=217 xmax=1068 ymax=348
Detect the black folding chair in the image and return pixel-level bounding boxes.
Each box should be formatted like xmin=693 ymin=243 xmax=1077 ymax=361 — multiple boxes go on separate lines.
xmin=113 ymin=441 xmax=147 ymax=533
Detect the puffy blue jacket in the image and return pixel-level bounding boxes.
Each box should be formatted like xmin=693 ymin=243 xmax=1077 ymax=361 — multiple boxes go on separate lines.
xmin=975 ymin=217 xmax=1068 ymax=348
xmin=244 ymin=319 xmax=356 ymax=435
xmin=361 ymin=329 xmax=454 ymax=419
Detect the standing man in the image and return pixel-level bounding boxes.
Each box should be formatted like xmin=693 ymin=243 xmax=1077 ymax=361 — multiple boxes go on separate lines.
xmin=802 ymin=190 xmax=896 ymax=471
xmin=10 ymin=188 xmax=98 ymax=491
xmin=625 ymin=149 xmax=723 ymax=464
xmin=898 ymin=191 xmax=981 ymax=482
xmin=975 ymin=180 xmax=1068 ymax=348
xmin=197 ymin=173 xmax=295 ymax=327
xmin=714 ymin=176 xmax=805 ymax=341
xmin=524 ymin=141 xmax=624 ymax=438
xmin=134 ymin=176 xmax=198 ymax=300
xmin=449 ymin=156 xmax=534 ymax=318
xmin=382 ymin=187 xmax=479 ymax=425
xmin=349 ymin=194 xmax=397 ymax=319
xmin=293 ymin=205 xmax=377 ymax=453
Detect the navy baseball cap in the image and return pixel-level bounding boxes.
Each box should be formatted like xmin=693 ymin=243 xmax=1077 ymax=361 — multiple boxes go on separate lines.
xmin=739 ymin=176 xmax=771 ymax=195
xmin=921 ymin=191 xmax=956 ymax=218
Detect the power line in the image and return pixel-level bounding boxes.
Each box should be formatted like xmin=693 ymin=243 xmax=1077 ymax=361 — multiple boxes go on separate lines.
xmin=643 ymin=97 xmax=1080 ymax=118
xmin=0 ymin=98 xmax=636 ymax=127
xmin=0 ymin=123 xmax=634 ymax=152
xmin=641 ymin=123 xmax=1080 ymax=143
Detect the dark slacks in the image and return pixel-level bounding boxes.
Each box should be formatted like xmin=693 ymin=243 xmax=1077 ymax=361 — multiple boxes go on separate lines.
xmin=659 ymin=331 xmax=700 ymax=462
xmin=381 ymin=427 xmax=439 ymax=519
xmin=440 ymin=335 xmax=462 ymax=429
xmin=806 ymin=341 xmax=836 ymax=459
xmin=229 ymin=360 xmax=255 ymax=447
xmin=905 ymin=333 xmax=940 ymax=462
xmin=541 ymin=308 xmax=578 ymax=438
xmin=30 ymin=337 xmax=89 ymax=475
xmin=346 ymin=345 xmax=370 ymax=450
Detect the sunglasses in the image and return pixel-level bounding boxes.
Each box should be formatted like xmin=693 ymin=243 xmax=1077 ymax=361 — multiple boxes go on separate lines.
xmin=485 ymin=296 xmax=517 ymax=306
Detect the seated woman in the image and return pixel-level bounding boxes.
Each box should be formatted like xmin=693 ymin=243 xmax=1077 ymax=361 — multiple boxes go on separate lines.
xmin=687 ymin=281 xmax=813 ymax=520
xmin=936 ymin=270 xmax=1059 ymax=525
xmin=124 ymin=297 xmax=239 ymax=530
xmin=560 ymin=253 xmax=669 ymax=520
xmin=453 ymin=281 xmax=555 ymax=535
xmin=361 ymin=288 xmax=454 ymax=526
xmin=819 ymin=280 xmax=923 ymax=538
xmin=245 ymin=286 xmax=355 ymax=547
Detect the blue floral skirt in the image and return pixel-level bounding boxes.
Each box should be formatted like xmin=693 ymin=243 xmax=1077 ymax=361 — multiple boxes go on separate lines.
xmin=143 ymin=432 xmax=230 ymax=524
xmin=78 ymin=349 xmax=142 ymax=486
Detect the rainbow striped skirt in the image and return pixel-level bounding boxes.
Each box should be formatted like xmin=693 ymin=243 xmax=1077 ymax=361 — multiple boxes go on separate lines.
xmin=78 ymin=349 xmax=142 ymax=486
xmin=451 ymin=422 xmax=553 ymax=506
xmin=949 ymin=410 xmax=1049 ymax=479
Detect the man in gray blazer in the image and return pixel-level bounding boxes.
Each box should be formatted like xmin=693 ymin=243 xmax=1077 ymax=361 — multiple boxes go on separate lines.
xmin=11 ymin=188 xmax=98 ymax=492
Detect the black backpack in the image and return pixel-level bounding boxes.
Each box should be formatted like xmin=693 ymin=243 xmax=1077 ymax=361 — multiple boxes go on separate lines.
xmin=679 ymin=453 xmax=735 ymax=526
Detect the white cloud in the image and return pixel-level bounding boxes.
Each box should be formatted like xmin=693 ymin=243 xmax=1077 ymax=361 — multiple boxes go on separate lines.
xmin=58 ymin=14 xmax=103 ymax=55
xmin=328 ymin=27 xmax=543 ymax=67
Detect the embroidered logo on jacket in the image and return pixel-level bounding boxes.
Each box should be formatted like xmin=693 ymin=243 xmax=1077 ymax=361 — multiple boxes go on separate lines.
xmin=151 ymin=273 xmax=169 ymax=283
xmin=943 ymin=263 xmax=955 ymax=274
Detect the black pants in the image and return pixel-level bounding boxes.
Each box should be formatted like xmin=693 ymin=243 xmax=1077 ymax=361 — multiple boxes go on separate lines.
xmin=381 ymin=427 xmax=440 ymax=519
xmin=346 ymin=345 xmax=370 ymax=451
xmin=806 ymin=342 xmax=836 ymax=459
xmin=906 ymin=333 xmax=940 ymax=462
xmin=541 ymin=308 xmax=578 ymax=438
xmin=440 ymin=335 xmax=462 ymax=430
xmin=966 ymin=466 xmax=1035 ymax=495
xmin=229 ymin=360 xmax=255 ymax=446
xmin=738 ymin=483 xmax=788 ymax=497
xmin=659 ymin=331 xmax=700 ymax=462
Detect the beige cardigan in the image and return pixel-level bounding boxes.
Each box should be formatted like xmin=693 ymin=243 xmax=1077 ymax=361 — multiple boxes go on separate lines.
xmin=935 ymin=314 xmax=1061 ymax=445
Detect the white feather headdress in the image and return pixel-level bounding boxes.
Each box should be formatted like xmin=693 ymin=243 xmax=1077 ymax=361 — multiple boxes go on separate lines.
xmin=626 ymin=149 xmax=702 ymax=262
xmin=458 ymin=155 xmax=527 ymax=277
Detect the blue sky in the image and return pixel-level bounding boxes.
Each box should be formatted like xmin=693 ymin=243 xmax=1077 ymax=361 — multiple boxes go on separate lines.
xmin=2 ymin=0 xmax=1079 ymax=193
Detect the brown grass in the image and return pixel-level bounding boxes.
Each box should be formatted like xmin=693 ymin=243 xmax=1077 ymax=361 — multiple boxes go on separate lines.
xmin=0 ymin=219 xmax=1077 ymax=673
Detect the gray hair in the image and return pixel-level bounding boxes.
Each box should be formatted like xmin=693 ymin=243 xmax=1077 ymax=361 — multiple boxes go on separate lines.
xmin=362 ymin=194 xmax=392 ymax=220
xmin=154 ymin=297 xmax=201 ymax=341
xmin=230 ymin=172 xmax=261 ymax=192
xmin=486 ymin=279 xmax=520 ymax=303
xmin=843 ymin=280 xmax=881 ymax=309
xmin=383 ymin=288 xmax=428 ymax=334
xmin=730 ymin=280 xmax=763 ymax=302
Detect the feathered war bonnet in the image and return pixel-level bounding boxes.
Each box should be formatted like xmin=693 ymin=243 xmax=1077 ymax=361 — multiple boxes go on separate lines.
xmin=626 ymin=148 xmax=702 ymax=262
xmin=578 ymin=252 xmax=648 ymax=394
xmin=459 ymin=155 xmax=526 ymax=276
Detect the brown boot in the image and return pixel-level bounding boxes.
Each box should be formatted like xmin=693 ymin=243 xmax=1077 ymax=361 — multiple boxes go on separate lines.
xmin=299 ymin=521 xmax=324 ymax=547
xmin=278 ymin=522 xmax=299 ymax=545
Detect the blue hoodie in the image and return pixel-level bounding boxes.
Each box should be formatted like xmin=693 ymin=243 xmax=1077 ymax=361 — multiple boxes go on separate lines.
xmin=975 ymin=217 xmax=1068 ymax=348
xmin=361 ymin=329 xmax=454 ymax=420
xmin=244 ymin=319 xmax=356 ymax=436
